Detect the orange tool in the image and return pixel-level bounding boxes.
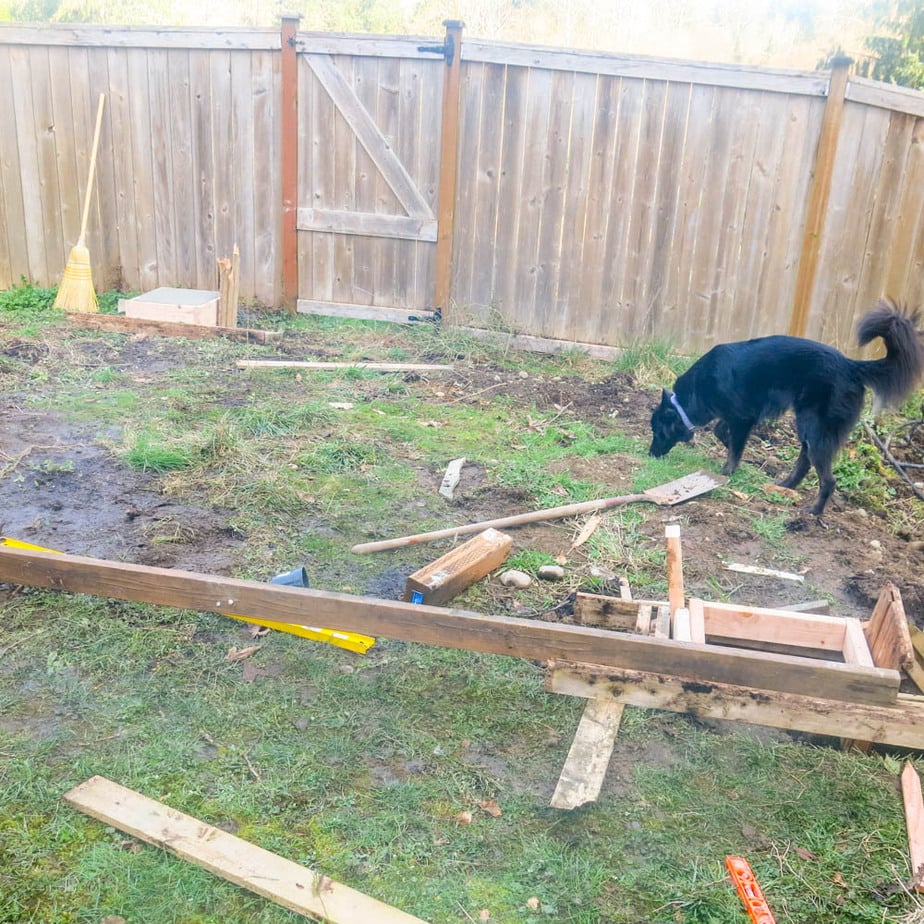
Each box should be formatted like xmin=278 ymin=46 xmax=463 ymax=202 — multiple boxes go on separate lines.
xmin=725 ymin=856 xmax=777 ymax=924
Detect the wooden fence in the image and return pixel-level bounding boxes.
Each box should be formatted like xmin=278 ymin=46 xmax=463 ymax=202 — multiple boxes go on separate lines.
xmin=1 ymin=22 xmax=923 ymax=355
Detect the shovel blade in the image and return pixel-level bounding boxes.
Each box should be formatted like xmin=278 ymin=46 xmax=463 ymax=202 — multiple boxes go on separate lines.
xmin=642 ymin=470 xmax=727 ymax=505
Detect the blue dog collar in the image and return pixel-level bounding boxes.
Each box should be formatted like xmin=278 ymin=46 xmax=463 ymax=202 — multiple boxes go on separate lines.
xmin=669 ymin=392 xmax=696 ymax=433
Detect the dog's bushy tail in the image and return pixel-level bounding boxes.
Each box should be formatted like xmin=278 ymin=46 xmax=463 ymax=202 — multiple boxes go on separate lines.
xmin=856 ymin=299 xmax=924 ymax=408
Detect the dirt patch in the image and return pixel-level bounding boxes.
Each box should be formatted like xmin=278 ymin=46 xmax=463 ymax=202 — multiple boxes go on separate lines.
xmin=1 ymin=327 xmax=923 ymax=628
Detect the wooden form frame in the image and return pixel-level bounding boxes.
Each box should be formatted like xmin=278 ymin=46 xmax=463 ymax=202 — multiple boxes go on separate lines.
xmin=548 ymin=525 xmax=918 ymax=809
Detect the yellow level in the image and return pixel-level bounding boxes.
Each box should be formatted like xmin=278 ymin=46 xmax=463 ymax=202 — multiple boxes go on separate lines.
xmin=0 ymin=537 xmax=374 ymax=654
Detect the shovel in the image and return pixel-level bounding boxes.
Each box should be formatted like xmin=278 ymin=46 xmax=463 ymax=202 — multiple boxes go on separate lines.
xmin=351 ymin=470 xmax=727 ymax=554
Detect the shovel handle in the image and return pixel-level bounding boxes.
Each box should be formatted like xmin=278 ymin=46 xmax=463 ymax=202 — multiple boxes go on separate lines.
xmin=351 ymin=493 xmax=649 ymax=554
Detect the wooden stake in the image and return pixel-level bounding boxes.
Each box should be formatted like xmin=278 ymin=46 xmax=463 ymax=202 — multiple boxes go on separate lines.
xmin=902 ymin=762 xmax=924 ymax=891
xmin=665 ymin=524 xmax=684 ymax=619
xmin=403 ymin=528 xmax=512 ymax=606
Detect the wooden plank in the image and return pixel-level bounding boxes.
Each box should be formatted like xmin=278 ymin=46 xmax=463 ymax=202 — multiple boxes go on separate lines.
xmin=699 ymin=599 xmax=848 ymax=653
xmin=461 ymin=40 xmax=829 ymax=96
xmin=789 ymin=59 xmax=850 ymax=337
xmin=654 ymin=604 xmax=672 ymax=640
xmin=901 ymin=763 xmax=924 ymax=890
xmin=231 ymin=48 xmax=256 ymax=304
xmin=403 ymin=528 xmax=513 ymax=606
xmin=167 ymin=48 xmax=196 ymax=288
xmin=665 ymin=524 xmax=684 ymax=616
xmin=573 ymin=593 xmax=667 ymax=630
xmin=64 ymin=776 xmax=429 ymax=922
xmin=0 ymin=45 xmax=29 ymax=287
xmin=188 ymin=46 xmax=216 ymax=292
xmin=64 ymin=312 xmax=281 ymax=343
xmin=251 ymin=48 xmax=278 ymax=306
xmin=672 ymin=607 xmax=691 ymax=642
xmin=0 ymin=547 xmax=901 ymax=705
xmin=280 ymin=15 xmax=299 ymax=311
xmin=0 ymin=25 xmax=280 ymax=51
xmin=307 ymin=53 xmax=432 ymax=220
xmin=297 ymin=207 xmax=437 ymax=242
xmin=688 ymin=597 xmax=706 ymax=644
xmin=533 ymin=68 xmax=574 ymax=336
xmin=866 ymin=584 xmax=914 ymax=670
xmin=550 ymin=699 xmax=625 ymax=810
xmin=295 ymin=299 xmax=436 ymax=324
xmin=149 ymin=49 xmax=178 ymax=286
xmin=126 ymin=46 xmax=158 ymax=291
xmin=547 ymin=663 xmax=924 ymax=750
xmin=842 ymin=618 xmax=875 ymax=667
xmin=848 ymin=77 xmax=924 ymax=119
xmin=236 ymin=360 xmax=452 ymax=372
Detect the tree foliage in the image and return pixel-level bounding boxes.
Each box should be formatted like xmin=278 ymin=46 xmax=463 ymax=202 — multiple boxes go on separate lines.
xmin=858 ymin=0 xmax=924 ymax=88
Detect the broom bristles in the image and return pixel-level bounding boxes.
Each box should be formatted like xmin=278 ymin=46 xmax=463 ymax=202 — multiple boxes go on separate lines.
xmin=53 ymin=240 xmax=98 ymax=313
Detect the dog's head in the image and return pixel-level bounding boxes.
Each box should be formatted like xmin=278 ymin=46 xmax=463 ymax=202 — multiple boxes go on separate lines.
xmin=649 ymin=389 xmax=695 ymax=458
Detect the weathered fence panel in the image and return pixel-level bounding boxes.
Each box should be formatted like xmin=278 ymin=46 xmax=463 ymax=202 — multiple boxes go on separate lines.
xmin=0 ymin=27 xmax=280 ymax=302
xmin=1 ymin=24 xmax=923 ymax=358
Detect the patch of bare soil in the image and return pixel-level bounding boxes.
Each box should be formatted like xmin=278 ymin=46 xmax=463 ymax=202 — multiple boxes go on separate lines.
xmin=1 ymin=330 xmax=923 ymax=630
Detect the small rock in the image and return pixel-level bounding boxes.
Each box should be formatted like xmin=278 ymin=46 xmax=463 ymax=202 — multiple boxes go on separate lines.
xmin=518 ymin=370 xmax=529 ymax=379
xmin=537 ymin=565 xmax=565 ymax=581
xmin=500 ymin=569 xmax=532 ymax=588
xmin=870 ymin=539 xmax=882 ymax=551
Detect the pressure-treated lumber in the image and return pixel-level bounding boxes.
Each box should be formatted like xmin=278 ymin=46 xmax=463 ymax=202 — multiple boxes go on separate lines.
xmin=402 ymin=528 xmax=512 ymax=606
xmin=236 ymin=360 xmax=453 ymax=372
xmin=66 ymin=312 xmax=281 ymax=343
xmin=0 ymin=547 xmax=900 ymax=704
xmin=546 ymin=662 xmax=924 ymax=750
xmin=901 ymin=762 xmax=924 ymax=891
xmin=65 ymin=776 xmax=429 ymax=922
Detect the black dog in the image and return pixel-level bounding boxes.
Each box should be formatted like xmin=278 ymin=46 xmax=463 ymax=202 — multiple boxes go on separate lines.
xmin=649 ymin=301 xmax=924 ymax=515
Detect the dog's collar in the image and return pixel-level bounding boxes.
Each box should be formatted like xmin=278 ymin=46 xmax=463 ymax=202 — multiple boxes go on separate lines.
xmin=669 ymin=392 xmax=696 ymax=433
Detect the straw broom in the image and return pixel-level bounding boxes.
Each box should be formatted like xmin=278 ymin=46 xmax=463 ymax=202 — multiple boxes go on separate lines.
xmin=54 ymin=93 xmax=105 ymax=313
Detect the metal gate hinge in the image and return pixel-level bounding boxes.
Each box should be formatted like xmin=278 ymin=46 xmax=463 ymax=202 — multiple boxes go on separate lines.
xmin=417 ymin=34 xmax=455 ymax=66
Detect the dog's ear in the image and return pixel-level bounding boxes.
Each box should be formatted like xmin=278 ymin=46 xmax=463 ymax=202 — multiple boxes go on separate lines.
xmin=660 ymin=388 xmax=672 ymax=405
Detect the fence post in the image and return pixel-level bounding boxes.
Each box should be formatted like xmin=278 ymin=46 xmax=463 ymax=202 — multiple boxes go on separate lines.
xmin=280 ymin=13 xmax=301 ymax=315
xmin=434 ymin=20 xmax=464 ymax=320
xmin=788 ymin=56 xmax=852 ymax=338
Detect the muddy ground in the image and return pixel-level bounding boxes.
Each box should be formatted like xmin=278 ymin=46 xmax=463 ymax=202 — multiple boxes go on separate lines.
xmin=1 ymin=323 xmax=923 ymax=629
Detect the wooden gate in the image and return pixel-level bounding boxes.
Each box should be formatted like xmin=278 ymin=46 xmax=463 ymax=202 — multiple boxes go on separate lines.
xmin=287 ymin=23 xmax=462 ymax=323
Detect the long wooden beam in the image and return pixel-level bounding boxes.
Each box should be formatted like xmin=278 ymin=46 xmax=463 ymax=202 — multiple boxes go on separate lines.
xmin=0 ymin=547 xmax=900 ymax=705
xmin=547 ymin=662 xmax=924 ymax=750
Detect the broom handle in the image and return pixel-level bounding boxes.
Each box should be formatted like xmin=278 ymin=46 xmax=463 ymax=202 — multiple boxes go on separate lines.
xmin=78 ymin=93 xmax=106 ymax=243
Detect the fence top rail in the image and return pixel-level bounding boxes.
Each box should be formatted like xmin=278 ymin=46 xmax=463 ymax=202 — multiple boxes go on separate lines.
xmin=847 ymin=75 xmax=924 ymax=118
xmin=0 ymin=23 xmax=280 ymax=50
xmin=462 ymin=37 xmax=831 ymax=95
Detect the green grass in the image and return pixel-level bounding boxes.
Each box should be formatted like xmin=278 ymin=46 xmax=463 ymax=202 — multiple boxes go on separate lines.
xmin=2 ymin=288 xmax=924 ymax=923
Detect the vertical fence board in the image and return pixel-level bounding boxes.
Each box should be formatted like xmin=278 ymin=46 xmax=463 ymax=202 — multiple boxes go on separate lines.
xmin=885 ymin=118 xmax=924 ymax=304
xmin=2 ymin=29 xmax=923 ymax=354
xmin=252 ymin=50 xmax=278 ymax=306
xmin=493 ymin=65 xmax=529 ymax=325
xmin=581 ymin=75 xmax=621 ymax=345
xmin=0 ymin=45 xmax=28 ymax=287
xmin=558 ymin=71 xmax=597 ymax=342
xmin=170 ymin=49 xmax=197 ymax=288
xmin=189 ymin=49 xmax=216 ymax=292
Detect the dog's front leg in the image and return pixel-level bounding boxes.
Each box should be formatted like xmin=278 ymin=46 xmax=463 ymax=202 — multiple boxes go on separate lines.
xmin=718 ymin=420 xmax=752 ymax=476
